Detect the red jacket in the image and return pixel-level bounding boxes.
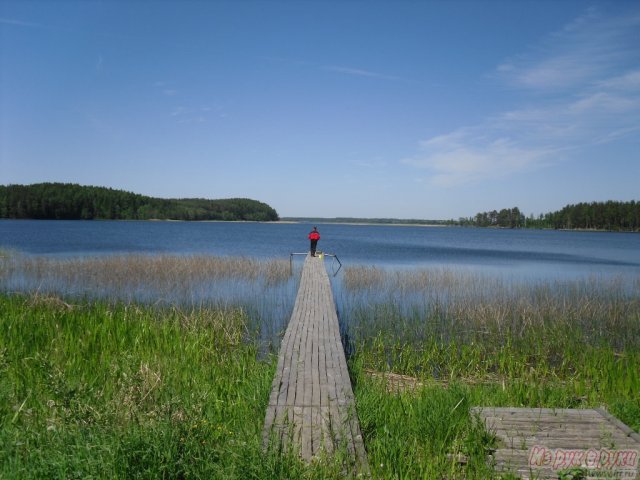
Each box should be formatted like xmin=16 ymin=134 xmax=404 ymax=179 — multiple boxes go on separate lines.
xmin=308 ymin=231 xmax=320 ymax=241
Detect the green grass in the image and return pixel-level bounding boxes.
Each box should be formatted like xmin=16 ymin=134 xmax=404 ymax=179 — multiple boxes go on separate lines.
xmin=0 ymin=248 xmax=17 ymax=259
xmin=339 ymin=266 xmax=640 ymax=479
xmin=348 ymin=346 xmax=639 ymax=479
xmin=2 ymin=258 xmax=639 ymax=479
xmin=0 ymin=254 xmax=299 ymax=355
xmin=0 ymin=294 xmax=350 ymax=479
xmin=353 ymin=375 xmax=498 ymax=479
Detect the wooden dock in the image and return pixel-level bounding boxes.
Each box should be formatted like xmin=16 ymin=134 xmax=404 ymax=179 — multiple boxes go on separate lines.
xmin=473 ymin=407 xmax=640 ymax=479
xmin=263 ymin=255 xmax=368 ymax=471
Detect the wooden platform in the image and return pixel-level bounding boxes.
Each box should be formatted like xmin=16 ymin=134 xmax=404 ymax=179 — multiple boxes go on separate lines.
xmin=263 ymin=255 xmax=368 ymax=472
xmin=473 ymin=407 xmax=640 ymax=479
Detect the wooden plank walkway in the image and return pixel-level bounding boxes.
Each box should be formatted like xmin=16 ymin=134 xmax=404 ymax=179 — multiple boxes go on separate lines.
xmin=473 ymin=407 xmax=640 ymax=479
xmin=263 ymin=255 xmax=368 ymax=472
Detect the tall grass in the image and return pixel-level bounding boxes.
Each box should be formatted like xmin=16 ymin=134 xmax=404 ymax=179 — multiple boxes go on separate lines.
xmin=0 ymin=294 xmax=352 ymax=479
xmin=1 ymin=254 xmax=292 ymax=295
xmin=338 ymin=265 xmax=640 ymax=478
xmin=0 ymin=254 xmax=299 ymax=353
xmin=3 ymin=255 xmax=639 ymax=478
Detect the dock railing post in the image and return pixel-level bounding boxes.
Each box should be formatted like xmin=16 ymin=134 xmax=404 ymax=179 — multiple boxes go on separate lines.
xmin=289 ymin=252 xmax=342 ymax=277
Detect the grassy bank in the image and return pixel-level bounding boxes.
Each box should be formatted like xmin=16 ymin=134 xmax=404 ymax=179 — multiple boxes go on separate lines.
xmin=2 ymin=255 xmax=639 ymax=478
xmin=0 ymin=254 xmax=298 ymax=356
xmin=341 ymin=266 xmax=640 ymax=478
xmin=0 ymin=294 xmax=350 ymax=479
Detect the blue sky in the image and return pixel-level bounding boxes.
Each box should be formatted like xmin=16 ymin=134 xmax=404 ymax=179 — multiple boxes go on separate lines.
xmin=1 ymin=1 xmax=639 ymax=219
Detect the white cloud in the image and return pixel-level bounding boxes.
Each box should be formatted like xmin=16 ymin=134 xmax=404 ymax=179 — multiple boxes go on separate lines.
xmin=262 ymin=56 xmax=403 ymax=81
xmin=0 ymin=18 xmax=41 ymax=28
xmin=323 ymin=65 xmax=402 ymax=81
xmin=405 ymin=129 xmax=554 ymax=187
xmin=353 ymin=159 xmax=388 ymax=169
xmin=596 ymin=70 xmax=640 ymax=91
xmin=496 ymin=8 xmax=640 ymax=90
xmin=170 ymin=107 xmax=187 ymax=117
xmin=404 ymin=6 xmax=640 ymax=187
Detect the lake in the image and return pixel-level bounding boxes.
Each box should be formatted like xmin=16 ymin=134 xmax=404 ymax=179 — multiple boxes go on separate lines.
xmin=2 ymin=219 xmax=639 ymax=352
xmin=1 ymin=219 xmax=639 ymax=281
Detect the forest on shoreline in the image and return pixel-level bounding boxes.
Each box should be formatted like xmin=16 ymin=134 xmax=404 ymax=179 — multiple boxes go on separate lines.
xmin=1 ymin=183 xmax=636 ymax=231
xmin=0 ymin=183 xmax=279 ymax=221
xmin=287 ymin=200 xmax=640 ymax=232
xmin=459 ymin=201 xmax=640 ymax=231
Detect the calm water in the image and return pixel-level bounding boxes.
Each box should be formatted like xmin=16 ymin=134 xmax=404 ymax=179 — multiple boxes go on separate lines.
xmin=2 ymin=220 xmax=638 ymax=352
xmin=1 ymin=219 xmax=639 ymax=280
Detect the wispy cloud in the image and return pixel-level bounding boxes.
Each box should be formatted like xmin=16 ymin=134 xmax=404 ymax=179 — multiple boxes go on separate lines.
xmin=495 ymin=8 xmax=640 ymax=90
xmin=169 ymin=105 xmax=225 ymax=124
xmin=262 ymin=56 xmax=403 ymax=82
xmin=404 ymin=7 xmax=640 ymax=187
xmin=353 ymin=159 xmax=389 ymax=169
xmin=153 ymin=81 xmax=179 ymax=96
xmin=404 ymin=129 xmax=557 ymax=187
xmin=323 ymin=65 xmax=402 ymax=81
xmin=0 ymin=17 xmax=42 ymax=28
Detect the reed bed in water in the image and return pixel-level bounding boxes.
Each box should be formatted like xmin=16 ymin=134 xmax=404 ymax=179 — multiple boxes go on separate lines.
xmin=341 ymin=265 xmax=640 ymax=347
xmin=1 ymin=254 xmax=290 ymax=291
xmin=1 ymin=254 xmax=299 ymax=352
xmin=339 ymin=265 xmax=640 ymax=478
xmin=3 ymin=256 xmax=638 ymax=478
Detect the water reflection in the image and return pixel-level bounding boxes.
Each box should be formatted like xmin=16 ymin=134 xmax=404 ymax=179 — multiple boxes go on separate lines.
xmin=332 ymin=264 xmax=640 ymax=357
xmin=0 ymin=253 xmax=302 ymax=354
xmin=3 ymin=249 xmax=640 ymax=358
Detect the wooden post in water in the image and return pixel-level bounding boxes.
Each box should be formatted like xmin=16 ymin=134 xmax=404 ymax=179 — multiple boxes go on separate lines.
xmin=263 ymin=255 xmax=369 ymax=472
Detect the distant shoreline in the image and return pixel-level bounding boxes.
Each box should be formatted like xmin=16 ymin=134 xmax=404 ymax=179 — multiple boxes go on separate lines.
xmin=1 ymin=217 xmax=637 ymax=232
xmin=278 ymin=220 xmax=448 ymax=227
xmin=280 ymin=217 xmax=452 ymax=227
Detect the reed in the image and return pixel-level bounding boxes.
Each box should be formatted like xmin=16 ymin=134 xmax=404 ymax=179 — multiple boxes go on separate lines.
xmin=3 ymin=257 xmax=638 ymax=478
xmin=0 ymin=293 xmax=352 ymax=478
xmin=0 ymin=254 xmax=299 ymax=353
xmin=0 ymin=248 xmax=11 ymax=258
xmin=338 ymin=265 xmax=640 ymax=478
xmin=1 ymin=254 xmax=291 ymax=292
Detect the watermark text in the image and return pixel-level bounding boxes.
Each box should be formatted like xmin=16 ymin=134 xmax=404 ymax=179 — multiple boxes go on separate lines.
xmin=528 ymin=446 xmax=638 ymax=478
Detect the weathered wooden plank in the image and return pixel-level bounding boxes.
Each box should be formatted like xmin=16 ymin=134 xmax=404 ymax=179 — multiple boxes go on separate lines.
xmin=262 ymin=405 xmax=277 ymax=448
xmin=275 ymin=325 xmax=296 ymax=405
xmin=278 ymin=286 xmax=304 ymax=405
xmin=303 ymin=296 xmax=314 ymax=408
xmin=491 ymin=434 xmax=639 ymax=450
xmin=596 ymin=407 xmax=640 ymax=443
xmin=318 ymin=297 xmax=329 ymax=408
xmin=474 ymin=406 xmax=640 ymax=480
xmin=311 ymin=316 xmax=321 ymax=409
xmin=481 ymin=413 xmax=604 ymax=423
xmin=486 ymin=424 xmax=635 ymax=439
xmin=292 ymin=280 xmax=311 ymax=406
xmin=301 ymin=406 xmax=313 ymax=459
xmin=491 ymin=448 xmax=640 ymax=480
xmin=488 ymin=423 xmax=637 ymax=437
xmin=474 ymin=407 xmax=605 ymax=416
xmin=263 ymin=255 xmax=369 ymax=472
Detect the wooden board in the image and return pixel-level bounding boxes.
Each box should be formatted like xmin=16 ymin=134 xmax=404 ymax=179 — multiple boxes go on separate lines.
xmin=263 ymin=255 xmax=369 ymax=473
xmin=473 ymin=407 xmax=640 ymax=479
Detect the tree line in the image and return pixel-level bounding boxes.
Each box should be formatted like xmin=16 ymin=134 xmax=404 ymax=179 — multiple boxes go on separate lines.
xmin=282 ymin=217 xmax=451 ymax=226
xmin=458 ymin=201 xmax=639 ymax=231
xmin=0 ymin=183 xmax=280 ymax=222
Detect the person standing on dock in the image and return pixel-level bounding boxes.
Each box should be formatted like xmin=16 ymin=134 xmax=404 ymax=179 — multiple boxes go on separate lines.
xmin=308 ymin=226 xmax=320 ymax=257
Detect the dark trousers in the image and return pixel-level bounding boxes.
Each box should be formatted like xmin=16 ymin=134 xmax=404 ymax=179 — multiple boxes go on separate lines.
xmin=310 ymin=239 xmax=318 ymax=256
